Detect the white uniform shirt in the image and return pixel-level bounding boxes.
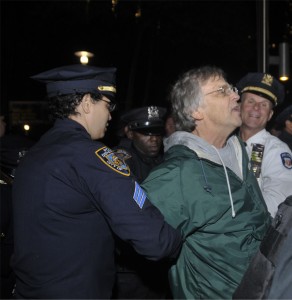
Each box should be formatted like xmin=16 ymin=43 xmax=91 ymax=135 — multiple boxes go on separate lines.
xmin=245 ymin=129 xmax=292 ymax=217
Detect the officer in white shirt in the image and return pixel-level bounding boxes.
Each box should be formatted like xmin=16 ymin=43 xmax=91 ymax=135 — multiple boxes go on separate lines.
xmin=238 ymin=72 xmax=292 ymax=217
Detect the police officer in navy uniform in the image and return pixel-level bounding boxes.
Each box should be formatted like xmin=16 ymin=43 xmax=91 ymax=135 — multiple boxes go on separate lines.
xmin=11 ymin=64 xmax=182 ymax=299
xmin=112 ymin=107 xmax=171 ymax=299
xmin=114 ymin=106 xmax=166 ymax=183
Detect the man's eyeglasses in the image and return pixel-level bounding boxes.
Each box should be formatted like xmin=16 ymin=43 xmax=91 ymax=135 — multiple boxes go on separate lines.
xmin=205 ymin=85 xmax=238 ymax=97
xmin=100 ymin=99 xmax=116 ymax=112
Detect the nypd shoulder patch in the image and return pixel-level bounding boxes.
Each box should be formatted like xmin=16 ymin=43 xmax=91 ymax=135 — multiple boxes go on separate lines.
xmin=133 ymin=182 xmax=146 ymax=209
xmin=95 ymin=146 xmax=131 ymax=176
xmin=280 ymin=152 xmax=292 ymax=169
xmin=114 ymin=149 xmax=132 ymax=161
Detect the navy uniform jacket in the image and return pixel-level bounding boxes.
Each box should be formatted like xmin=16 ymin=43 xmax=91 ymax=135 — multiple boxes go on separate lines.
xmin=12 ymin=118 xmax=182 ymax=299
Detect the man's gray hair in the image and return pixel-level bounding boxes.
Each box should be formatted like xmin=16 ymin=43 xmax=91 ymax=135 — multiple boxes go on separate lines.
xmin=170 ymin=66 xmax=226 ymax=132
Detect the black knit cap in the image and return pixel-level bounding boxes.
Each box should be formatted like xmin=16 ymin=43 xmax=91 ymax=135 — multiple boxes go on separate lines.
xmin=237 ymin=72 xmax=285 ymax=106
xmin=31 ymin=64 xmax=116 ymax=100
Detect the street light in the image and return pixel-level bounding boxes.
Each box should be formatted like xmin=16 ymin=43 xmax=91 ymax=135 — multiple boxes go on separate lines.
xmin=279 ymin=42 xmax=289 ymax=81
xmin=74 ymin=51 xmax=94 ymax=65
xmin=269 ymin=42 xmax=290 ymax=82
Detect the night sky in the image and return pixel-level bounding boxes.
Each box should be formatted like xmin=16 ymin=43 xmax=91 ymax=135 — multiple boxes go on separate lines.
xmin=1 ymin=0 xmax=292 ymax=139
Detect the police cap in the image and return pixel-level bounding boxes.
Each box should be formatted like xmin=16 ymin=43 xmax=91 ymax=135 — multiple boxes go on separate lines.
xmin=31 ymin=64 xmax=116 ymax=100
xmin=237 ymin=72 xmax=285 ymax=106
xmin=276 ymin=105 xmax=292 ymax=127
xmin=121 ymin=106 xmax=167 ymax=136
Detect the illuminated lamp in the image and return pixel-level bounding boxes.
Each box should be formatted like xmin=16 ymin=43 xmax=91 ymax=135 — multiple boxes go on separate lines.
xmin=74 ymin=51 xmax=94 ymax=65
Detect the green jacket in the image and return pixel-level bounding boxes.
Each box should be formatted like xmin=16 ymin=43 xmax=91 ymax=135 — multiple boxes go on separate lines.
xmin=142 ymin=133 xmax=271 ymax=299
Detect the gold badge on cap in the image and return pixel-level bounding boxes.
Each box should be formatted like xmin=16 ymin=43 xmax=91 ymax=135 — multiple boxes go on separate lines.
xmin=261 ymin=74 xmax=273 ymax=86
xmin=148 ymin=106 xmax=159 ymax=120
